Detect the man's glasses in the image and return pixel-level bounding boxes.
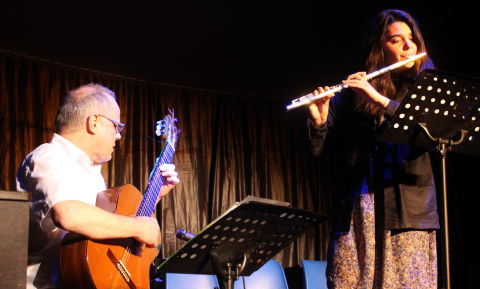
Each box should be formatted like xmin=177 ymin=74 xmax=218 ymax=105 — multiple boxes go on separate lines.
xmin=97 ymin=114 xmax=125 ymax=134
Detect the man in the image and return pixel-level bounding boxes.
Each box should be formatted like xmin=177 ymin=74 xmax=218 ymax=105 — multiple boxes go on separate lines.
xmin=16 ymin=83 xmax=179 ymax=288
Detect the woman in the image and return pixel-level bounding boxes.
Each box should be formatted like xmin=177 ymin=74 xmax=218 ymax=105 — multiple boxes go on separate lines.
xmin=298 ymin=9 xmax=439 ymax=288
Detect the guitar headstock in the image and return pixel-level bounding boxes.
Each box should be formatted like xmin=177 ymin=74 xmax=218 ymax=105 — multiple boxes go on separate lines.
xmin=155 ymin=109 xmax=180 ymax=147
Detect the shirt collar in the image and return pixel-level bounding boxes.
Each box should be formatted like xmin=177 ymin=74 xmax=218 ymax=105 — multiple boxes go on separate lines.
xmin=50 ymin=133 xmax=102 ymax=173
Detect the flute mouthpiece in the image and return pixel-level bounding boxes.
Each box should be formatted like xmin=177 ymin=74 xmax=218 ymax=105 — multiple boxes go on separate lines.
xmin=407 ymin=52 xmax=426 ymax=59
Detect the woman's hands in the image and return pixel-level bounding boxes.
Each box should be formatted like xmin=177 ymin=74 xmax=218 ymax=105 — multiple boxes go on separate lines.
xmin=342 ymin=72 xmax=390 ymax=109
xmin=308 ymin=86 xmax=335 ymax=127
xmin=309 ymin=72 xmax=391 ymax=127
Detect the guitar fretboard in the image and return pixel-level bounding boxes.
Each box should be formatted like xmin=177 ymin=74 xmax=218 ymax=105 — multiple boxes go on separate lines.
xmin=136 ymin=140 xmax=175 ymax=217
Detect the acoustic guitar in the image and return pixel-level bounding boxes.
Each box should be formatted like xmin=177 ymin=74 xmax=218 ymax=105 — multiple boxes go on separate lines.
xmin=60 ymin=110 xmax=180 ymax=289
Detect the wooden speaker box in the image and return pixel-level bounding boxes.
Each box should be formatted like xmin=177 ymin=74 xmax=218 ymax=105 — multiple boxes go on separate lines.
xmin=0 ymin=191 xmax=31 ymax=289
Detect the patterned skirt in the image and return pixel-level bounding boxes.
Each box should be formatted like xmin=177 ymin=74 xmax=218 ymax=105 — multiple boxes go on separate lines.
xmin=326 ymin=192 xmax=437 ymax=289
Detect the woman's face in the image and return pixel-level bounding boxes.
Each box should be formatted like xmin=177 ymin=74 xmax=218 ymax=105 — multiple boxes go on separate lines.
xmin=384 ymin=21 xmax=417 ymax=71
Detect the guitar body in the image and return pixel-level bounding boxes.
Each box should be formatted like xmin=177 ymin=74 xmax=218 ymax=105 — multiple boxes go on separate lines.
xmin=60 ymin=184 xmax=159 ymax=289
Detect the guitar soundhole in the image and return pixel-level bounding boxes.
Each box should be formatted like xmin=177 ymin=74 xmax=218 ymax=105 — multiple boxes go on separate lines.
xmin=131 ymin=240 xmax=144 ymax=256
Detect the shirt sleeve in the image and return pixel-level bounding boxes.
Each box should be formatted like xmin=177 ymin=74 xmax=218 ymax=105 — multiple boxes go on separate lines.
xmin=385 ymin=99 xmax=400 ymax=121
xmin=18 ymin=148 xmax=96 ymax=232
xmin=297 ymin=116 xmax=329 ymax=158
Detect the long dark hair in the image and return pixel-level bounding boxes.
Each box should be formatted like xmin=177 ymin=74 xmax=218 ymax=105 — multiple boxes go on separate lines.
xmin=355 ymin=9 xmax=435 ymax=117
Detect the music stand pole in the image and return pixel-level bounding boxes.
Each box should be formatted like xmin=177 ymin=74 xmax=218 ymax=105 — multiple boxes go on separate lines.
xmin=437 ymin=141 xmax=451 ymax=289
xmin=417 ymin=121 xmax=467 ymax=289
xmin=418 ymin=121 xmax=465 ymax=288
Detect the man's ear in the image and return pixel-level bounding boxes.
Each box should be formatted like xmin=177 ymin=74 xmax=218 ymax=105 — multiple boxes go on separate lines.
xmin=86 ymin=115 xmax=100 ymax=134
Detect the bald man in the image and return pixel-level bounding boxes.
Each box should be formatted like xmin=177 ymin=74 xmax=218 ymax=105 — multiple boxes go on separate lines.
xmin=17 ymin=84 xmax=179 ymax=289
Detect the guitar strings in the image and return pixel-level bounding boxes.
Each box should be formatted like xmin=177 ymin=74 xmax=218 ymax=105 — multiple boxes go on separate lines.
xmin=123 ymin=142 xmax=175 ymax=264
xmin=122 ymin=143 xmax=174 ymax=265
xmin=121 ymin=141 xmax=176 ymax=266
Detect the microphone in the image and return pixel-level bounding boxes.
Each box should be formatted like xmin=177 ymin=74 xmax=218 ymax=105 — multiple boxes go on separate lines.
xmin=176 ymin=229 xmax=195 ymax=241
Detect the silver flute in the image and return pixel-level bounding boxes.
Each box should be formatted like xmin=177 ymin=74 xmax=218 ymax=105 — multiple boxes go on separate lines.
xmin=286 ymin=52 xmax=427 ymax=111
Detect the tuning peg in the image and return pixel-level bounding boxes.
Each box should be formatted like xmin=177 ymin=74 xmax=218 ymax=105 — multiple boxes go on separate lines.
xmin=155 ymin=121 xmax=162 ymax=136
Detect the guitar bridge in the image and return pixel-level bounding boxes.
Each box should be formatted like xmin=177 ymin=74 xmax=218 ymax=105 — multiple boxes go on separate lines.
xmin=116 ymin=260 xmax=131 ymax=279
xmin=107 ymin=249 xmax=137 ymax=289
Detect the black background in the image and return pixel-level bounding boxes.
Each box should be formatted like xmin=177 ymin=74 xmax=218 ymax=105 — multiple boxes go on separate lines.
xmin=2 ymin=0 xmax=480 ymax=98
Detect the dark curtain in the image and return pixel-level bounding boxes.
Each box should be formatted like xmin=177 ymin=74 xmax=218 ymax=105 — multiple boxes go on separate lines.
xmin=0 ymin=52 xmax=332 ymax=268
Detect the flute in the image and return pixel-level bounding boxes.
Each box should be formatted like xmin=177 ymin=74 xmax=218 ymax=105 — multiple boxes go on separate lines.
xmin=286 ymin=52 xmax=427 ymax=111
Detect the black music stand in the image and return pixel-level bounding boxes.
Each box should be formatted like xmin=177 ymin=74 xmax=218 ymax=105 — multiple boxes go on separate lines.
xmin=155 ymin=196 xmax=327 ymax=289
xmin=378 ymin=69 xmax=480 ymax=289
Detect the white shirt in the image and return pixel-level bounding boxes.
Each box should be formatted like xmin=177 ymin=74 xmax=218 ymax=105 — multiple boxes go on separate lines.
xmin=16 ymin=133 xmax=106 ymax=289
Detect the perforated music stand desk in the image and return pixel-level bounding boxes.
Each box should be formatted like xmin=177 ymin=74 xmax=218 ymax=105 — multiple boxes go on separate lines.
xmin=378 ymin=69 xmax=480 ymax=289
xmin=156 ymin=196 xmax=327 ymax=289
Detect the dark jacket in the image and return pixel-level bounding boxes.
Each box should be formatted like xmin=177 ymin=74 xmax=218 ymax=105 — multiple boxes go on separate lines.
xmin=298 ymin=78 xmax=440 ymax=235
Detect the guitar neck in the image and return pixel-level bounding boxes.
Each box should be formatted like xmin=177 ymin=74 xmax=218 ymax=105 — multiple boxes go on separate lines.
xmin=136 ymin=140 xmax=175 ymax=217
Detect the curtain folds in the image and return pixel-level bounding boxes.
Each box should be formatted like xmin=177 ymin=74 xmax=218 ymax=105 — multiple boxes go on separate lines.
xmin=0 ymin=52 xmax=331 ymax=268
